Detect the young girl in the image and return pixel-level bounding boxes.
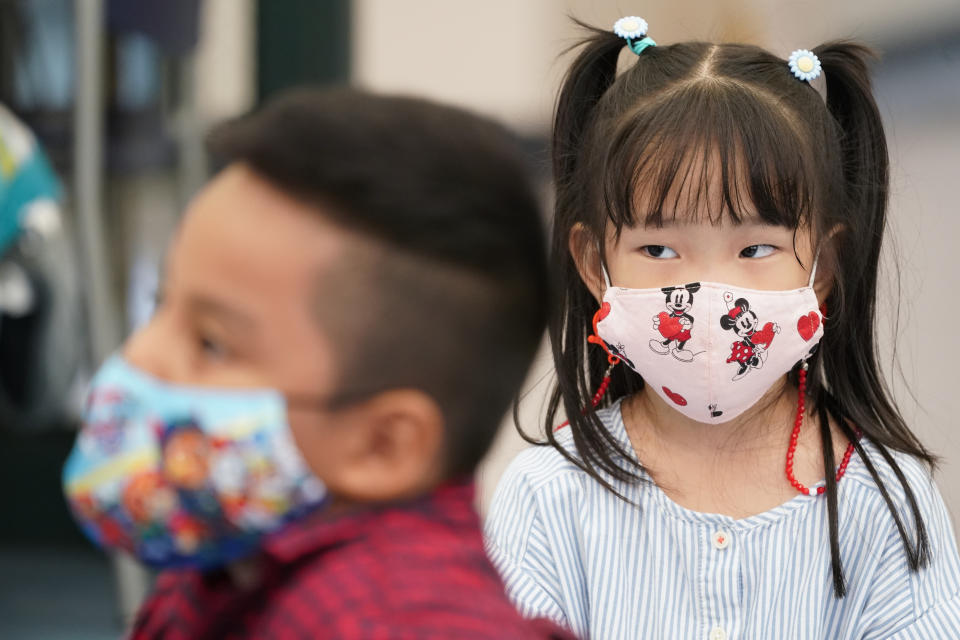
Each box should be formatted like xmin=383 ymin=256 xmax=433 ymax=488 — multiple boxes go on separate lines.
xmin=484 ymin=17 xmax=960 ymax=640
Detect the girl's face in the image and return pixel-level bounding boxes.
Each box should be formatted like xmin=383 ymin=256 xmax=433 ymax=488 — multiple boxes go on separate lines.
xmin=572 ymin=156 xmax=831 ymax=300
xmin=574 ymin=216 xmax=828 ymax=302
xmin=610 ymin=217 xmax=815 ymax=290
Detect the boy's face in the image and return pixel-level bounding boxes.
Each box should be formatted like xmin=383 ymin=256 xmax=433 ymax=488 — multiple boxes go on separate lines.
xmin=124 ymin=164 xmax=444 ymax=503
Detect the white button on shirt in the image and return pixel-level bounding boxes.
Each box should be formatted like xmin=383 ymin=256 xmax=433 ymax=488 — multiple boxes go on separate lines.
xmin=712 ymin=530 xmax=731 ymax=550
xmin=709 ymin=627 xmax=727 ymax=640
xmin=484 ymin=399 xmax=960 ymax=640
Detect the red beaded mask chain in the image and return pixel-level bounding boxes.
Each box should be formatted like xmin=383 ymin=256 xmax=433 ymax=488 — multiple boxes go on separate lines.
xmin=554 ymin=306 xmax=621 ymax=432
xmin=786 ymin=360 xmax=862 ymax=496
xmin=787 ymin=303 xmax=862 ymax=496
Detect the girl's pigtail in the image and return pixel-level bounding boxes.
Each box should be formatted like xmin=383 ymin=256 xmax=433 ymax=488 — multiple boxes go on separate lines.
xmin=815 ymin=41 xmax=933 ymax=577
xmin=552 ymin=22 xmax=626 ymax=185
xmin=815 ymin=41 xmax=888 ymax=232
xmin=816 ymin=401 xmax=846 ymax=597
xmin=527 ymin=23 xmax=644 ymax=490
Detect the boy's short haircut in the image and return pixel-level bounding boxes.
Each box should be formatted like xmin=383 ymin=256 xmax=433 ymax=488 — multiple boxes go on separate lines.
xmin=207 ymin=88 xmax=547 ymax=477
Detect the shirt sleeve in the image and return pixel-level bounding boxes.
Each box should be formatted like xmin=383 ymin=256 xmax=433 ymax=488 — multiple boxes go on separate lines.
xmin=883 ymin=592 xmax=960 ymax=639
xmin=859 ymin=455 xmax=960 ymax=639
xmin=483 ymin=448 xmax=577 ymax=630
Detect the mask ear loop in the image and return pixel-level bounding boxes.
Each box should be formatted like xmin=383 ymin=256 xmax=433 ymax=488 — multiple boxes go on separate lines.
xmin=808 ymin=249 xmax=820 ymax=289
xmin=588 ymin=253 xmax=621 ymax=367
xmin=808 ymin=248 xmax=828 ymax=319
xmin=556 ymin=261 xmax=621 ymax=431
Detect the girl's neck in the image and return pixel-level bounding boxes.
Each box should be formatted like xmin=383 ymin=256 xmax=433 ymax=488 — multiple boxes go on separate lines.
xmin=627 ymin=377 xmax=794 ymax=455
xmin=620 ymin=376 xmax=846 ymax=519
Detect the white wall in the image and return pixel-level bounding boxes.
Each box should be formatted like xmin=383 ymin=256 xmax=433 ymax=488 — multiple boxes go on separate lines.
xmin=194 ymin=0 xmax=256 ymax=123
xmin=352 ymin=0 xmax=960 ymax=132
xmin=351 ymin=0 xmax=570 ymax=132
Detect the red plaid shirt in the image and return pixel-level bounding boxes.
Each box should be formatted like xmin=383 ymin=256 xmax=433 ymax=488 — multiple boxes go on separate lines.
xmin=129 ymin=480 xmax=574 ymax=639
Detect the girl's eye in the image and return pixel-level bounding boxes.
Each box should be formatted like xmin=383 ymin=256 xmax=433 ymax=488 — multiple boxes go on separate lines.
xmin=740 ymin=244 xmax=776 ymax=259
xmin=640 ymin=245 xmax=679 ymax=259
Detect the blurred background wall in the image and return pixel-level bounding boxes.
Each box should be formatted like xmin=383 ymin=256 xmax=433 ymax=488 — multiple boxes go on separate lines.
xmin=0 ymin=1 xmax=956 ymax=638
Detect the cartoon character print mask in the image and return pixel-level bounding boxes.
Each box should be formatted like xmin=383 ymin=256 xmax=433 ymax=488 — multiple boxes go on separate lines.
xmin=62 ymin=355 xmax=328 ymax=569
xmin=594 ymin=262 xmax=824 ymax=423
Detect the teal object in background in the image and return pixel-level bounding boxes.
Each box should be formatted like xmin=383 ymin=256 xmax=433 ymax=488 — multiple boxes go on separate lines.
xmin=0 ymin=107 xmax=62 ymax=257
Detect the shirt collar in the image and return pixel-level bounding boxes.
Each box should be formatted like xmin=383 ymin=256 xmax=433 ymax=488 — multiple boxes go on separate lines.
xmin=262 ymin=477 xmax=477 ymax=564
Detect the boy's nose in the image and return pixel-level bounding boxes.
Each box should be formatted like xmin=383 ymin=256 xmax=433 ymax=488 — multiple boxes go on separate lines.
xmin=122 ymin=316 xmax=186 ymax=382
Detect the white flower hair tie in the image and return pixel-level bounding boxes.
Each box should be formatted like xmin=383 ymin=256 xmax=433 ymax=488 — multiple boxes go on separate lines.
xmin=788 ymin=49 xmax=822 ymax=82
xmin=613 ymin=16 xmax=656 ymax=56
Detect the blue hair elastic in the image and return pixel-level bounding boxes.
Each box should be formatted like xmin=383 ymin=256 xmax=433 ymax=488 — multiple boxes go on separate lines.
xmin=613 ymin=16 xmax=656 ymax=56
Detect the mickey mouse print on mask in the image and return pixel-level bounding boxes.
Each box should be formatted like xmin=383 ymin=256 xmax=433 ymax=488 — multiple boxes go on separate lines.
xmin=649 ymin=283 xmax=703 ymax=362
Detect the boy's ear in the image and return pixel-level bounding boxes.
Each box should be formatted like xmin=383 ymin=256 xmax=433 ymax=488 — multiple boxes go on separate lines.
xmin=323 ymin=389 xmax=446 ymax=503
xmin=569 ymin=223 xmax=605 ymax=303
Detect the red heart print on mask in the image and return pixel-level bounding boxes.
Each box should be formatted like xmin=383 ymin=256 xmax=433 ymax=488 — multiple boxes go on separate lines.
xmin=662 ymin=386 xmax=688 ymax=406
xmin=797 ymin=312 xmax=820 ymax=341
xmin=752 ymin=322 xmax=777 ymax=349
xmin=657 ymin=312 xmax=682 ymax=339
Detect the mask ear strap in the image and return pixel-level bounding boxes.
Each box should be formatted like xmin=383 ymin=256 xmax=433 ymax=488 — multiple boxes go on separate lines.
xmin=808 ymin=248 xmax=821 ymax=288
xmin=597 ymin=243 xmax=612 ymax=289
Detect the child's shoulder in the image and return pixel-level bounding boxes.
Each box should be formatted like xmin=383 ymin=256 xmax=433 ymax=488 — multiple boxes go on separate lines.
xmin=487 ymin=403 xmax=632 ymax=554
xmin=843 ymin=440 xmax=954 ymax=548
xmin=501 ymin=402 xmax=627 ymax=495
xmin=843 ymin=438 xmax=940 ymax=512
xmin=839 ymin=438 xmax=954 ymax=546
xmin=503 ymin=431 xmax=581 ymax=490
xmin=841 ymin=439 xmax=960 ymax=633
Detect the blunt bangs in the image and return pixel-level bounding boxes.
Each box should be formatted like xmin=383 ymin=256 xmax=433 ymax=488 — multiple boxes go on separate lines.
xmin=600 ymin=80 xmax=820 ymax=233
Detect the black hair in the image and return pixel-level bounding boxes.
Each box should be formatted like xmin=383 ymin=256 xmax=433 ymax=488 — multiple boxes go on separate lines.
xmin=207 ymin=87 xmax=548 ymax=478
xmin=534 ymin=22 xmax=936 ymax=598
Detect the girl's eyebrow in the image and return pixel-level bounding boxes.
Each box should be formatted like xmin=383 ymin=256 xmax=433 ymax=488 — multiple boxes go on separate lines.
xmin=738 ymin=217 xmax=784 ymax=228
xmin=637 ymin=211 xmax=790 ymax=230
xmin=721 ymin=217 xmax=791 ymax=230
xmin=641 ymin=218 xmax=772 ymax=229
xmin=640 ymin=218 xmax=683 ymax=230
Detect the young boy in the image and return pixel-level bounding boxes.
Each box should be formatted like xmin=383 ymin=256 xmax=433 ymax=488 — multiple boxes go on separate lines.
xmin=63 ymin=89 xmax=572 ymax=639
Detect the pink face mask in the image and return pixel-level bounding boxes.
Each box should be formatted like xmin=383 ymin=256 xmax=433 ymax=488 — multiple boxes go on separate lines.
xmin=593 ymin=261 xmax=824 ymax=423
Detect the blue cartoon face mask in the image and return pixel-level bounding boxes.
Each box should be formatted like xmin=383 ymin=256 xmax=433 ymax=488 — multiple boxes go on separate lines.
xmin=62 ymin=355 xmax=329 ymax=570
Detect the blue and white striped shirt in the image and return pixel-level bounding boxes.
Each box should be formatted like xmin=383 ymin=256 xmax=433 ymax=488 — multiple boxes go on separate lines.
xmin=484 ymin=398 xmax=960 ymax=639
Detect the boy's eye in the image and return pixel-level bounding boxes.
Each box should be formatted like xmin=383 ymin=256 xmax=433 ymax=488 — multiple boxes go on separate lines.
xmin=152 ymin=287 xmax=167 ymax=312
xmin=740 ymin=244 xmax=776 ymax=258
xmin=640 ymin=245 xmax=679 ymax=259
xmin=200 ymin=336 xmax=229 ymax=361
